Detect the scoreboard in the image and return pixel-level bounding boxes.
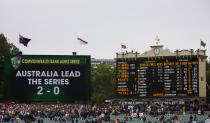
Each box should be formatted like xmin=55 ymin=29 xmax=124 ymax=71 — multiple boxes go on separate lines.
xmin=116 ymin=57 xmax=199 ymax=97
xmin=4 ymin=55 xmax=90 ymax=102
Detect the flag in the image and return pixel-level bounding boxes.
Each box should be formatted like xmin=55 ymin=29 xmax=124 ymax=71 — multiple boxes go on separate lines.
xmin=121 ymin=44 xmax=127 ymax=49
xmin=77 ymin=37 xmax=88 ymax=45
xmin=200 ymin=40 xmax=206 ymax=47
xmin=19 ymin=35 xmax=31 ymax=47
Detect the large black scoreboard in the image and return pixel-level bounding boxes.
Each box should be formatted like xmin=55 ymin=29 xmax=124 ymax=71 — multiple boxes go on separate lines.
xmin=116 ymin=57 xmax=199 ymax=97
xmin=4 ymin=55 xmax=90 ymax=102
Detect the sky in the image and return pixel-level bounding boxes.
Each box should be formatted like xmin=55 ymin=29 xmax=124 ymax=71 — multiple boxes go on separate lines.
xmin=0 ymin=0 xmax=210 ymax=59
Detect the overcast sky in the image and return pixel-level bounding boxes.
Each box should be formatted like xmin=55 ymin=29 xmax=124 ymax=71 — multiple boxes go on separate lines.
xmin=0 ymin=0 xmax=210 ymax=59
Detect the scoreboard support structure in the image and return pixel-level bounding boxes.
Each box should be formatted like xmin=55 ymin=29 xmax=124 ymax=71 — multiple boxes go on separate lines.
xmin=116 ymin=44 xmax=207 ymax=101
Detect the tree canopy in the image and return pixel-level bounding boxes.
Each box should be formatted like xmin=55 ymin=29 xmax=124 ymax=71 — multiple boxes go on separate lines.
xmin=90 ymin=64 xmax=116 ymax=104
xmin=0 ymin=33 xmax=21 ymax=97
xmin=0 ymin=34 xmax=20 ymax=55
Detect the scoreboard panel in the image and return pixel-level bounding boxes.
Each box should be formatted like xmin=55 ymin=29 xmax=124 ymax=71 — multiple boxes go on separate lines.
xmin=4 ymin=55 xmax=90 ymax=102
xmin=116 ymin=57 xmax=199 ymax=97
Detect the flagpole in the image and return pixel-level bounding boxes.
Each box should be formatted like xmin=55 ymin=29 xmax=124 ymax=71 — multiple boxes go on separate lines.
xmin=18 ymin=34 xmax=23 ymax=54
xmin=73 ymin=39 xmax=77 ymax=55
xmin=200 ymin=39 xmax=201 ymax=50
xmin=74 ymin=34 xmax=79 ymax=55
xmin=121 ymin=44 xmax=122 ymax=53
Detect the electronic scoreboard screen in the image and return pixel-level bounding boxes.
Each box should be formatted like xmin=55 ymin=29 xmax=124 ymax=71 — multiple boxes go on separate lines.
xmin=4 ymin=55 xmax=90 ymax=102
xmin=116 ymin=57 xmax=199 ymax=98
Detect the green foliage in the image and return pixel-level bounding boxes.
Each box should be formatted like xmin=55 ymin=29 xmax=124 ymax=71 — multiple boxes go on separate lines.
xmin=90 ymin=64 xmax=116 ymax=104
xmin=0 ymin=33 xmax=20 ymax=98
xmin=0 ymin=34 xmax=10 ymax=56
xmin=9 ymin=43 xmax=21 ymax=55
xmin=0 ymin=33 xmax=20 ymax=57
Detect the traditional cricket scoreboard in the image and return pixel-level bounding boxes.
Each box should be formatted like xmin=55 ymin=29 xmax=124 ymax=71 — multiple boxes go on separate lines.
xmin=116 ymin=57 xmax=199 ymax=97
xmin=4 ymin=55 xmax=90 ymax=102
xmin=116 ymin=45 xmax=207 ymax=98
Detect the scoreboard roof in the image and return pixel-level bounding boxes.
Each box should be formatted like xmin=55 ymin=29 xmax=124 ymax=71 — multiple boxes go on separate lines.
xmin=116 ymin=44 xmax=207 ymax=59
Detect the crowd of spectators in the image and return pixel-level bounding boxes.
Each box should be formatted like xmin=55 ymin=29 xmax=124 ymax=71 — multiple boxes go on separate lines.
xmin=0 ymin=100 xmax=210 ymax=123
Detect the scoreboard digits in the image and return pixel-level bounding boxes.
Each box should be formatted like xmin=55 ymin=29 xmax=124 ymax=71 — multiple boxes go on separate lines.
xmin=36 ymin=86 xmax=60 ymax=95
xmin=116 ymin=57 xmax=199 ymax=97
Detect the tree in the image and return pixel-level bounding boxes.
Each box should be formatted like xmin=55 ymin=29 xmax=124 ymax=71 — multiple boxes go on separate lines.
xmin=0 ymin=33 xmax=20 ymax=58
xmin=0 ymin=33 xmax=20 ymax=98
xmin=90 ymin=64 xmax=116 ymax=104
xmin=0 ymin=34 xmax=10 ymax=54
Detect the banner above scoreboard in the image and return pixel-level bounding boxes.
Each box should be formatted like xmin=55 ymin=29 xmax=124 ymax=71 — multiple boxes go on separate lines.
xmin=10 ymin=55 xmax=87 ymax=68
